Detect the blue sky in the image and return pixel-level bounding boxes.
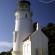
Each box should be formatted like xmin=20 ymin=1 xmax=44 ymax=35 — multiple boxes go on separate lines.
xmin=0 ymin=0 xmax=55 ymax=52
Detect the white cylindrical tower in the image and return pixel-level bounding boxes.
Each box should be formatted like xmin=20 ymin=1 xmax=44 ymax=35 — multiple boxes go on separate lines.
xmin=12 ymin=0 xmax=33 ymax=55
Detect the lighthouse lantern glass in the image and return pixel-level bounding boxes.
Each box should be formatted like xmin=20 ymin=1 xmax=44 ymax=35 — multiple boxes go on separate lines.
xmin=17 ymin=1 xmax=30 ymax=11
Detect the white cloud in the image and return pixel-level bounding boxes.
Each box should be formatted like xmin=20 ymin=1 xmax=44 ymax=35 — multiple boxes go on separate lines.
xmin=0 ymin=41 xmax=13 ymax=48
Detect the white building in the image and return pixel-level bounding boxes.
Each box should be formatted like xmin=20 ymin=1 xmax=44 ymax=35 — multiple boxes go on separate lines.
xmin=12 ymin=0 xmax=48 ymax=55
xmin=23 ymin=23 xmax=48 ymax=55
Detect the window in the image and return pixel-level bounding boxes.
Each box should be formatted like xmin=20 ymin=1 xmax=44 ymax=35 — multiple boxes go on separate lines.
xmin=14 ymin=31 xmax=18 ymax=42
xmin=15 ymin=35 xmax=17 ymax=42
xmin=26 ymin=14 xmax=27 ymax=18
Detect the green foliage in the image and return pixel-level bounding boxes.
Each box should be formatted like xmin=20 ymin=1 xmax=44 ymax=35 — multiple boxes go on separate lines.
xmin=42 ymin=22 xmax=55 ymax=55
xmin=42 ymin=23 xmax=55 ymax=38
xmin=0 ymin=52 xmax=6 ymax=55
xmin=33 ymin=22 xmax=37 ymax=32
xmin=0 ymin=49 xmax=12 ymax=55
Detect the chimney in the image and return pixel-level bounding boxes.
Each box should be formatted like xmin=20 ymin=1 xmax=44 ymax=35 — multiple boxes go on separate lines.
xmin=36 ymin=23 xmax=41 ymax=31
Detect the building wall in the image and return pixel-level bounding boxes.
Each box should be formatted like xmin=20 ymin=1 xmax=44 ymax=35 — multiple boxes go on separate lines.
xmin=41 ymin=31 xmax=48 ymax=55
xmin=30 ymin=30 xmax=48 ymax=55
xmin=23 ymin=40 xmax=31 ymax=55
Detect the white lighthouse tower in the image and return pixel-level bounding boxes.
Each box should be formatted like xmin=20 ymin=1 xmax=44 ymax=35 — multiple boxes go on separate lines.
xmin=12 ymin=0 xmax=33 ymax=55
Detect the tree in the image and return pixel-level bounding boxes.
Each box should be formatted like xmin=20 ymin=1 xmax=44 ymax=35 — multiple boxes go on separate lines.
xmin=0 ymin=49 xmax=12 ymax=55
xmin=42 ymin=22 xmax=55 ymax=55
xmin=33 ymin=22 xmax=37 ymax=32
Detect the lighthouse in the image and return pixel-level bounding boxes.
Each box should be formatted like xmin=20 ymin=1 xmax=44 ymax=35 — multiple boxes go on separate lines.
xmin=12 ymin=0 xmax=33 ymax=55
xmin=12 ymin=0 xmax=48 ymax=55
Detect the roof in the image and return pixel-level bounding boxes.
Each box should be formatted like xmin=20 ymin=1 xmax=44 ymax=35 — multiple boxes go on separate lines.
xmin=23 ymin=32 xmax=34 ymax=42
xmin=17 ymin=1 xmax=30 ymax=5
